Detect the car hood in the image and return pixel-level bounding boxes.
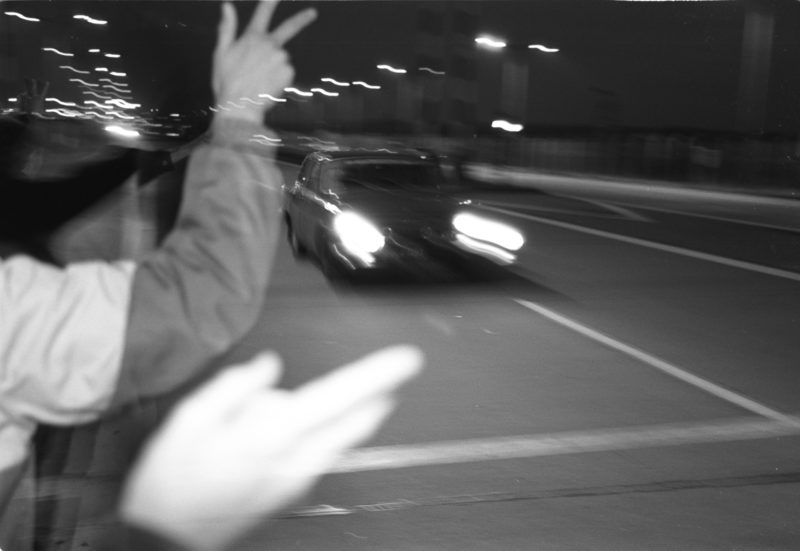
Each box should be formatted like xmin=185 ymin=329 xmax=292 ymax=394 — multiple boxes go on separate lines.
xmin=337 ymin=189 xmax=461 ymax=236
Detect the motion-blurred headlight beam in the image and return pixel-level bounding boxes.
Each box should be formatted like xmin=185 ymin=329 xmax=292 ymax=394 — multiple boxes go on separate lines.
xmin=105 ymin=125 xmax=140 ymax=138
xmin=452 ymin=212 xmax=525 ymax=252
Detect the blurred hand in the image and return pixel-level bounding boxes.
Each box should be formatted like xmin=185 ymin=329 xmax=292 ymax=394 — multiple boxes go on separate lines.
xmin=212 ymin=0 xmax=316 ymax=124
xmin=119 ymin=345 xmax=424 ymax=551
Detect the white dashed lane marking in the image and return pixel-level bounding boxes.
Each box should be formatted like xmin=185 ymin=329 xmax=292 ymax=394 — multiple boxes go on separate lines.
xmin=480 ymin=205 xmax=800 ymax=283
xmin=513 ymin=299 xmax=799 ymax=426
xmin=332 ymin=416 xmax=800 ymax=474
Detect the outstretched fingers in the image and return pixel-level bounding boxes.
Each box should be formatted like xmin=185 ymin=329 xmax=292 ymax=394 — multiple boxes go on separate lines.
xmin=292 ymin=345 xmax=424 ymax=432
xmin=245 ymin=0 xmax=279 ymax=36
xmin=176 ymin=353 xmax=284 ymax=422
xmin=270 ymin=8 xmax=318 ymax=46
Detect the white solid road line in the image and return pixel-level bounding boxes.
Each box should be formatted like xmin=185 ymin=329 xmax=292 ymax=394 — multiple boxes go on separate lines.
xmin=332 ymin=416 xmax=800 ymax=474
xmin=480 ymin=206 xmax=800 ymax=283
xmin=513 ymin=299 xmax=800 ymax=427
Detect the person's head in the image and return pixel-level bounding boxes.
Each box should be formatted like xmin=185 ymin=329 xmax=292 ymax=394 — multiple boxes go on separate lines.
xmin=0 ymin=114 xmax=140 ymax=261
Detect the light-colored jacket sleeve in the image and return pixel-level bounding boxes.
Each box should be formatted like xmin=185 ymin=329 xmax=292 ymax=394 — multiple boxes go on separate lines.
xmin=111 ymin=118 xmax=283 ymax=406
xmin=0 ymin=256 xmax=133 ymax=468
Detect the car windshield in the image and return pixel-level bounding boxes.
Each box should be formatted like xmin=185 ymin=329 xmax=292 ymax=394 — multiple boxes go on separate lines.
xmin=329 ymin=159 xmax=444 ymax=193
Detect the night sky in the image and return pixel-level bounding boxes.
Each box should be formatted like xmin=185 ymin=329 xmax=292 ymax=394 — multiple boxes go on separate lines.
xmin=4 ymin=1 xmax=800 ymax=133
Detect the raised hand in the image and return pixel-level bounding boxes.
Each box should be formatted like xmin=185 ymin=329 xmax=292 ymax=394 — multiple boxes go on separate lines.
xmin=119 ymin=345 xmax=424 ymax=551
xmin=212 ymin=0 xmax=317 ymax=123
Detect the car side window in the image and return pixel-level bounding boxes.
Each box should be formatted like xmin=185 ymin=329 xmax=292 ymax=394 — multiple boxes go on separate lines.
xmin=297 ymin=159 xmax=315 ymax=186
xmin=308 ymin=162 xmax=323 ymax=193
xmin=317 ymin=164 xmax=344 ymax=196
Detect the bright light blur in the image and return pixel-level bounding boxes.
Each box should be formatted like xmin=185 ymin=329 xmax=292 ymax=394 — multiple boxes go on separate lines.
xmin=104 ymin=125 xmax=140 ymax=138
xmin=475 ymin=35 xmax=507 ymax=49
xmin=454 ymin=234 xmax=517 ymax=265
xmin=73 ymin=14 xmax=108 ymax=25
xmin=492 ymin=119 xmax=524 ymax=133
xmin=528 ymin=44 xmax=560 ymax=53
xmin=352 ymin=81 xmax=381 ymax=90
xmin=377 ymin=64 xmax=407 ymax=74
xmin=452 ymin=212 xmax=524 ymax=251
xmin=333 ymin=211 xmax=386 ymax=257
xmin=4 ymin=11 xmax=40 ymax=22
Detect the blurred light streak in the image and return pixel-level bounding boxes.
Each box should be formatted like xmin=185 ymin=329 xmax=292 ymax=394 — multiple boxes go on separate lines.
xmin=419 ymin=67 xmax=445 ymax=75
xmin=253 ymin=134 xmax=282 ymax=143
xmin=69 ymin=78 xmax=98 ymax=87
xmin=475 ymin=35 xmax=507 ymax=49
xmin=104 ymin=53 xmax=121 ymax=58
xmin=60 ymin=65 xmax=91 ymax=74
xmin=43 ymin=47 xmax=74 ymax=57
xmin=82 ymin=90 xmax=112 ymax=100
xmin=452 ymin=212 xmax=524 ymax=251
xmin=257 ymin=93 xmax=287 ymax=102
xmin=377 ymin=64 xmax=407 ymax=74
xmin=110 ymin=71 xmax=127 ymax=77
xmin=84 ymin=100 xmax=112 ymax=109
xmin=8 ymin=98 xmax=18 ymax=102
xmin=105 ymin=125 xmax=140 ymax=138
xmin=45 ymin=108 xmax=82 ymax=118
xmin=491 ymin=119 xmax=523 ymax=132
xmin=352 ymin=81 xmax=380 ymax=90
xmin=95 ymin=67 xmax=109 ymax=72
xmin=99 ymin=78 xmax=126 ymax=86
xmin=85 ymin=111 xmax=114 ymax=119
xmin=310 ymin=88 xmax=339 ymax=97
xmin=321 ymin=77 xmax=350 ymax=87
xmin=105 ymin=98 xmax=140 ymax=109
xmin=285 ymin=87 xmax=313 ymax=97
xmin=109 ymin=111 xmax=135 ymax=120
xmin=45 ymin=97 xmax=77 ymax=107
xmin=74 ymin=14 xmax=108 ymax=25
xmin=528 ymin=44 xmax=559 ymax=53
xmin=102 ymin=84 xmax=129 ymax=93
xmin=4 ymin=11 xmax=40 ymax=22
xmin=88 ymin=48 xmax=101 ymax=53
xmin=453 ymin=234 xmax=516 ymax=264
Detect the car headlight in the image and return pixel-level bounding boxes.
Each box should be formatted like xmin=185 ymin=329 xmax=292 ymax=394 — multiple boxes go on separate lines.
xmin=333 ymin=211 xmax=385 ymax=257
xmin=452 ymin=212 xmax=524 ymax=251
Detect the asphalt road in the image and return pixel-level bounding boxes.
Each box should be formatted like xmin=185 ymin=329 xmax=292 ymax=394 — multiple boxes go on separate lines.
xmin=223 ymin=167 xmax=800 ymax=550
xmin=56 ymin=165 xmax=800 ymax=550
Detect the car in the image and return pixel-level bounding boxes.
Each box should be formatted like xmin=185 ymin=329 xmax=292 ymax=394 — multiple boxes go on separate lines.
xmin=282 ymin=150 xmax=525 ymax=280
